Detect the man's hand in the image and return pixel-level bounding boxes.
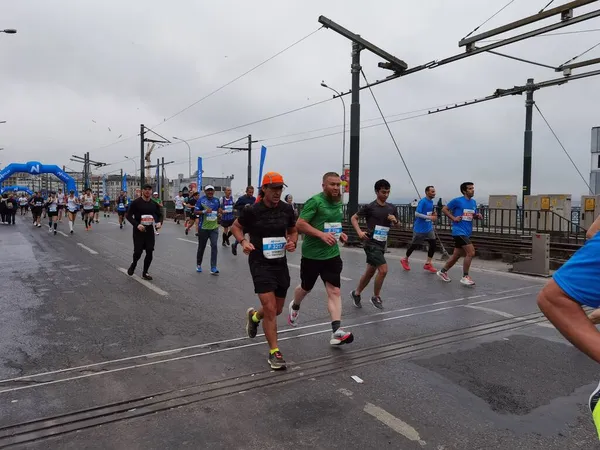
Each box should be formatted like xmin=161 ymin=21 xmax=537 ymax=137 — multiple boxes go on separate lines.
xmin=387 ymin=214 xmax=398 ymax=224
xmin=285 ymin=239 xmax=297 ymax=252
xmin=452 ymin=216 xmax=462 ymax=223
xmin=155 ymin=223 xmax=162 ymax=230
xmin=430 ymin=213 xmax=438 ymax=223
xmin=475 ymin=213 xmax=483 ymax=220
xmin=241 ymin=240 xmax=255 ymax=255
xmin=340 ymin=232 xmax=348 ymax=244
xmin=357 ymin=230 xmax=368 ymax=240
xmin=137 ymin=224 xmax=145 ymax=232
xmin=320 ymin=232 xmax=338 ymax=246
xmin=205 ymin=208 xmax=212 ymax=214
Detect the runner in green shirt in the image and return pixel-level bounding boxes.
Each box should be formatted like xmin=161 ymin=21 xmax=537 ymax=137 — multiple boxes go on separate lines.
xmin=151 ymin=192 xmax=163 ymax=234
xmin=93 ymin=195 xmax=101 ymax=224
xmin=287 ymin=171 xmax=354 ymax=346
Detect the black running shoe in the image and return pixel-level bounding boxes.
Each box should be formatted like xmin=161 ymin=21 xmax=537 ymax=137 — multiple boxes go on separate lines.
xmin=246 ymin=307 xmax=258 ymax=339
xmin=142 ymin=273 xmax=153 ymax=280
xmin=268 ymin=351 xmax=287 ymax=370
xmin=232 ymin=244 xmax=238 ymax=256
xmin=127 ymin=265 xmax=135 ymax=276
xmin=351 ymin=290 xmax=362 ymax=308
xmin=370 ymin=296 xmax=384 ymax=310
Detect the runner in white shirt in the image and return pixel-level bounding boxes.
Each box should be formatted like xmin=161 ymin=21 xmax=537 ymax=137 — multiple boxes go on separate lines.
xmin=81 ymin=188 xmax=95 ymax=231
xmin=66 ymin=190 xmax=79 ymax=234
xmin=56 ymin=188 xmax=66 ymax=222
xmin=174 ymin=191 xmax=185 ymax=225
xmin=46 ymin=192 xmax=60 ymax=235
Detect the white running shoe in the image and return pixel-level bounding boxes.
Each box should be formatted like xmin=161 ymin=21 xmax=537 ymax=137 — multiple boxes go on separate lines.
xmin=330 ymin=328 xmax=354 ymax=346
xmin=287 ymin=301 xmax=299 ymax=327
xmin=436 ymin=270 xmax=451 ymax=282
xmin=460 ymin=275 xmax=475 ymax=286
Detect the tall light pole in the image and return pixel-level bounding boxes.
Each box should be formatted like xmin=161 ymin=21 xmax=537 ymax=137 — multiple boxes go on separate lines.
xmin=321 ymin=81 xmax=346 ymax=200
xmin=1 ymin=29 xmax=16 ymax=34
xmin=173 ymin=136 xmax=192 ymax=178
xmin=124 ymin=156 xmax=138 ymax=187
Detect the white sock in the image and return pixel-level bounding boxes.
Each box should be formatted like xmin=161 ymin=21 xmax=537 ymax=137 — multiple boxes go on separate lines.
xmin=69 ymin=221 xmax=73 ymax=231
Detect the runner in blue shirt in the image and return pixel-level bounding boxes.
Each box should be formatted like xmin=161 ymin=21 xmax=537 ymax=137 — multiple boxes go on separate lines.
xmin=401 ymin=185 xmax=439 ymax=273
xmin=436 ymin=182 xmax=482 ymax=286
xmin=220 ymin=186 xmax=235 ymax=247
xmin=116 ymin=190 xmax=128 ymax=229
xmin=195 ymin=185 xmax=222 ymax=275
xmin=103 ymin=194 xmax=111 ymax=217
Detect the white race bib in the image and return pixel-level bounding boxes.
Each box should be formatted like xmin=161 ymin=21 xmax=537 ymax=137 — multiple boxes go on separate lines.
xmin=205 ymin=211 xmax=218 ymax=221
xmin=462 ymin=209 xmax=475 ymax=222
xmin=141 ymin=214 xmax=154 ymax=225
xmin=263 ymin=237 xmax=286 ymax=259
xmin=49 ymin=205 xmax=57 ymax=213
xmin=426 ymin=211 xmax=433 ymax=221
xmin=118 ymin=203 xmax=125 ymax=209
xmin=373 ymin=225 xmax=389 ymax=242
xmin=324 ymin=222 xmax=342 ymax=240
xmin=35 ymin=201 xmax=42 ymax=207
xmin=223 ymin=205 xmax=233 ymax=213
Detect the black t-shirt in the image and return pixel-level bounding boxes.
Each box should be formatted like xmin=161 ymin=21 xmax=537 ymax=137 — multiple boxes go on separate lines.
xmin=356 ymin=201 xmax=398 ymax=247
xmin=126 ymin=197 xmax=163 ymax=231
xmin=238 ymin=200 xmax=296 ymax=264
xmin=31 ymin=196 xmax=44 ymax=208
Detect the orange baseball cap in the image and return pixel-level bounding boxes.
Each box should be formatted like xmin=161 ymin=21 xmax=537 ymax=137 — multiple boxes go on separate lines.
xmin=261 ymin=171 xmax=287 ymax=187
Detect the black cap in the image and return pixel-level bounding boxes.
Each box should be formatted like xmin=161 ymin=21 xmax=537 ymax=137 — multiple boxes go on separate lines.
xmin=142 ymin=184 xmax=153 ymax=190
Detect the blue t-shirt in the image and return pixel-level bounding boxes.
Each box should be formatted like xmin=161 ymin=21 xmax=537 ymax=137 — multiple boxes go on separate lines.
xmin=195 ymin=196 xmax=221 ymax=230
xmin=103 ymin=195 xmax=110 ymax=205
xmin=221 ymin=196 xmax=234 ymax=221
xmin=116 ymin=196 xmax=128 ymax=212
xmin=414 ymin=198 xmax=434 ymax=234
xmin=553 ymin=233 xmax=600 ymax=308
xmin=446 ymin=196 xmax=478 ymax=237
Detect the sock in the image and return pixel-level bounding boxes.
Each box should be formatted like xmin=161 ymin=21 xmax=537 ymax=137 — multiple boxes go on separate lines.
xmin=252 ymin=312 xmax=260 ymax=323
xmin=269 ymin=348 xmax=279 ymax=355
xmin=53 ymin=223 xmax=57 ymax=230
xmin=291 ymin=303 xmax=300 ymax=311
xmin=69 ymin=221 xmax=73 ymax=231
xmin=48 ymin=221 xmax=52 ymax=228
xmin=463 ymin=273 xmax=469 ymax=277
xmin=84 ymin=219 xmax=88 ymax=227
xmin=441 ymin=268 xmax=447 ymax=273
xmin=331 ymin=320 xmax=341 ymax=333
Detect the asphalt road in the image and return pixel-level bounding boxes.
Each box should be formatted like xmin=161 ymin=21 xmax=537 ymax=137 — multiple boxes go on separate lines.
xmin=0 ymin=214 xmax=597 ymax=449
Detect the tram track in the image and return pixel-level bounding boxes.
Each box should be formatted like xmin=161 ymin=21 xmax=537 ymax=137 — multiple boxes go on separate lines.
xmin=0 ymin=311 xmax=550 ymax=448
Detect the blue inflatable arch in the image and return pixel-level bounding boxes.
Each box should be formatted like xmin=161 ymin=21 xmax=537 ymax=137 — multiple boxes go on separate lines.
xmin=0 ymin=185 xmax=34 ymax=195
xmin=0 ymin=161 xmax=77 ymax=196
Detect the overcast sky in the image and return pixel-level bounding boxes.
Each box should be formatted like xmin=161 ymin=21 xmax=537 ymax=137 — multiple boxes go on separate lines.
xmin=2 ymin=0 xmax=600 ymax=203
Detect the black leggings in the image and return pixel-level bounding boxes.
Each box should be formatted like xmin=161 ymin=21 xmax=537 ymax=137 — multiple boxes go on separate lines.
xmin=132 ymin=229 xmax=155 ymax=274
xmin=406 ymin=239 xmax=437 ymax=258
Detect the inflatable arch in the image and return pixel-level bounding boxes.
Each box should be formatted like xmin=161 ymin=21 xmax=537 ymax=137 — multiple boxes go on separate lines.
xmin=0 ymin=185 xmax=34 ymax=195
xmin=0 ymin=161 xmax=77 ymax=196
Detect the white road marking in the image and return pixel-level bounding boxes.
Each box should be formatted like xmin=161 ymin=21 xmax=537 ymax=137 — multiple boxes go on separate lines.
xmin=108 ymin=221 xmax=119 ymax=225
xmin=287 ymin=262 xmax=352 ymax=281
xmin=57 ymin=231 xmax=68 ymax=237
xmin=117 ymin=267 xmax=168 ymax=297
xmin=76 ymin=243 xmax=98 ymax=255
xmin=351 ymin=375 xmax=364 ymax=384
xmin=465 ymin=304 xmax=553 ymax=328
xmin=0 ymin=292 xmax=536 ymax=394
xmin=177 ymin=237 xmax=197 ymax=244
xmin=364 ymin=402 xmax=426 ymax=446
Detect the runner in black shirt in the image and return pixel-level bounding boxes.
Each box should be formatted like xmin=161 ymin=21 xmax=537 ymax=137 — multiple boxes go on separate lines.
xmin=30 ymin=192 xmax=44 ymax=227
xmin=233 ymin=173 xmax=297 ymax=370
xmin=126 ymin=184 xmax=163 ymax=280
xmin=350 ymin=179 xmax=398 ymax=309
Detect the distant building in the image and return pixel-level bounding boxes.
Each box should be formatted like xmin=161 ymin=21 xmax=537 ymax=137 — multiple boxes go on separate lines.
xmin=169 ymin=171 xmax=234 ymax=199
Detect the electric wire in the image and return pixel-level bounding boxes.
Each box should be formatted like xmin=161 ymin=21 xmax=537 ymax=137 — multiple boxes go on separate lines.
xmin=462 ymin=0 xmax=517 ymax=40
xmin=480 ymin=28 xmax=600 ymax=43
xmin=360 ymin=69 xmax=449 ymax=256
xmin=534 ymin=103 xmax=593 ymax=193
xmin=538 ymin=0 xmax=555 ymax=13
xmin=560 ymin=39 xmax=600 ymax=66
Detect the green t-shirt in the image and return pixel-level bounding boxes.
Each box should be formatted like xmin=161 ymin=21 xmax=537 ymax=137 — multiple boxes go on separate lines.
xmin=300 ymin=192 xmax=343 ymax=260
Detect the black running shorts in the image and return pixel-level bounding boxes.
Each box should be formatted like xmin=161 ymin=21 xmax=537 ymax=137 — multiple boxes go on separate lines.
xmin=220 ymin=219 xmax=234 ymax=228
xmin=453 ymin=235 xmax=472 ymax=248
xmin=249 ymin=260 xmax=290 ymax=298
xmin=133 ymin=228 xmax=156 ymax=253
xmin=300 ymin=256 xmax=343 ymax=291
xmin=175 ymin=208 xmax=184 ymax=215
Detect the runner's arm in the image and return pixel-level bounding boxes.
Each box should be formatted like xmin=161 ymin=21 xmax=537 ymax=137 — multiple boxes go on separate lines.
xmin=156 ymin=202 xmax=163 ymax=224
xmin=295 ymin=218 xmax=326 ymax=239
xmin=441 ymin=205 xmax=456 ymax=221
xmin=125 ymin=202 xmax=139 ymax=227
xmin=231 ymin=219 xmax=246 ymax=243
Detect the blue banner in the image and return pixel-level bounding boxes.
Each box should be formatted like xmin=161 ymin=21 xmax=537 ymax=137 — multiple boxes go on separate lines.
xmin=197 ymin=157 xmax=203 ymax=191
xmin=122 ymin=172 xmax=127 ymax=192
xmin=258 ymin=145 xmax=267 ymax=187
xmin=102 ymin=175 xmax=107 ymax=196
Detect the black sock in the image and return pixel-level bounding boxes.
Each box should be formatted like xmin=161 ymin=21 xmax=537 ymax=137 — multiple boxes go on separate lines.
xmin=441 ymin=268 xmax=447 ymax=273
xmin=53 ymin=223 xmax=57 ymax=230
xmin=292 ymin=303 xmax=300 ymax=311
xmin=331 ymin=320 xmax=341 ymax=333
xmin=463 ymin=272 xmax=469 ymax=277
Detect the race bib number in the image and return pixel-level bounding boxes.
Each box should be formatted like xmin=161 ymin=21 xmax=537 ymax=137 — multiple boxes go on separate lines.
xmin=426 ymin=211 xmax=433 ymax=221
xmin=373 ymin=225 xmax=389 ymax=242
xmin=141 ymin=214 xmax=154 ymax=226
xmin=68 ymin=207 xmax=76 ymax=212
xmin=324 ymin=222 xmax=342 ymax=240
xmin=49 ymin=205 xmax=57 ymax=213
xmin=462 ymin=209 xmax=475 ymax=222
xmin=263 ymin=237 xmax=286 ymax=259
xmin=35 ymin=202 xmax=42 ymax=207
xmin=223 ymin=205 xmax=233 ymax=213
xmin=206 ymin=211 xmax=217 ymax=221
xmin=118 ymin=203 xmax=125 ymax=209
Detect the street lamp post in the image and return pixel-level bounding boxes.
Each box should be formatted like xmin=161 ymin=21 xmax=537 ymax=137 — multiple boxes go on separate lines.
xmin=124 ymin=156 xmax=138 ymax=189
xmin=321 ymin=82 xmax=346 ymax=200
xmin=173 ymin=136 xmax=192 ymax=179
xmin=1 ymin=29 xmax=16 ymax=34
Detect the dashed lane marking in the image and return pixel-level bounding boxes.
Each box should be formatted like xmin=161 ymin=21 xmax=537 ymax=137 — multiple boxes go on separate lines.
xmin=117 ymin=267 xmax=168 ymax=297
xmin=76 ymin=243 xmax=98 ymax=255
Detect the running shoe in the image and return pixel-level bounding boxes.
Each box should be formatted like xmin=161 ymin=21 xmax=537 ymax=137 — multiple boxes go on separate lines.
xmin=127 ymin=264 xmax=135 ymax=276
xmin=370 ymin=296 xmax=383 ymax=310
xmin=589 ymin=381 xmax=600 ymax=438
xmin=70 ymin=230 xmax=74 ymax=234
xmin=196 ymin=266 xmax=202 ymax=273
xmin=350 ymin=290 xmax=362 ymax=308
xmin=460 ymin=275 xmax=475 ymax=286
xmin=185 ymin=229 xmax=189 ymax=235
xmin=423 ymin=263 xmax=437 ymax=273
xmin=330 ymin=328 xmax=354 ymax=346
xmin=120 ymin=224 xmax=123 ymax=229
xmin=268 ymin=351 xmax=287 ymax=370
xmin=211 ymin=267 xmax=220 ymax=276
xmin=400 ymin=258 xmax=411 ymax=271
xmin=287 ymin=301 xmax=299 ymax=327
xmin=436 ymin=270 xmax=451 ymax=282
xmin=142 ymin=273 xmax=153 ymax=280
xmin=246 ymin=307 xmax=258 ymax=338
xmin=53 ymin=230 xmax=57 ymax=235
xmin=232 ymin=243 xmax=238 ymax=256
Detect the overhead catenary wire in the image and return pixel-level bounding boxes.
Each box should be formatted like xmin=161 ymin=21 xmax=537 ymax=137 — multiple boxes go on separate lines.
xmin=480 ymin=28 xmax=600 ymax=42
xmin=360 ymin=69 xmax=449 ymax=257
xmin=538 ymin=0 xmax=555 ymax=13
xmin=462 ymin=0 xmax=517 ymax=40
xmin=560 ymin=39 xmax=600 ymax=67
xmin=534 ymin=103 xmax=593 ymax=194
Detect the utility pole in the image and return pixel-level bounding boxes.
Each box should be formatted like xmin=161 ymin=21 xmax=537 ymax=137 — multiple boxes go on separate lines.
xmin=217 ymin=134 xmax=258 ymax=187
xmin=349 ymin=41 xmax=361 ymax=219
xmin=140 ymin=124 xmax=171 ymax=187
xmin=161 ymin=157 xmax=165 ymax=200
xmin=70 ymin=153 xmax=107 ymax=192
xmin=147 ymin=158 xmax=174 ymax=200
xmin=522 ymin=78 xmax=535 ymax=206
